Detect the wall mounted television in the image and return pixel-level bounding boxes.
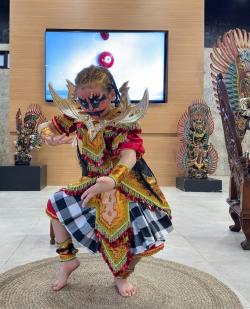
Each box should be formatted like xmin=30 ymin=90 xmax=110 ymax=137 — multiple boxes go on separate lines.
xmin=45 ymin=29 xmax=168 ymax=103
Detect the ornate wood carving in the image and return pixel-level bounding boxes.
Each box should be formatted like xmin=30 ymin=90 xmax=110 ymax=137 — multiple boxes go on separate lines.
xmin=216 ymin=74 xmax=250 ymax=249
xmin=176 ymin=99 xmax=218 ymax=179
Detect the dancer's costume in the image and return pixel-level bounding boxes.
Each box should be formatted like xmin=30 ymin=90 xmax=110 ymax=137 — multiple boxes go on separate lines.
xmin=43 ymin=79 xmax=173 ymax=278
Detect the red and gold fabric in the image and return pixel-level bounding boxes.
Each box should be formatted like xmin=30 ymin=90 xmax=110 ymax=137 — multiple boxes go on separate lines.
xmin=46 ymin=199 xmax=59 ymax=221
xmin=120 ymin=171 xmax=171 ymax=217
xmin=56 ymin=238 xmax=79 ymax=262
xmin=108 ymin=163 xmax=130 ymax=187
xmin=51 ymin=114 xmax=76 ymax=135
xmin=95 ymin=190 xmax=133 ymax=275
xmin=80 ymin=126 xmax=106 ymax=162
xmin=46 ymin=114 xmax=171 ymax=275
xmin=100 ymin=235 xmax=132 ymax=276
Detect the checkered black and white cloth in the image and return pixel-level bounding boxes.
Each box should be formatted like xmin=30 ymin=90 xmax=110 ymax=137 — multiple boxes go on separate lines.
xmin=49 ymin=190 xmax=173 ymax=255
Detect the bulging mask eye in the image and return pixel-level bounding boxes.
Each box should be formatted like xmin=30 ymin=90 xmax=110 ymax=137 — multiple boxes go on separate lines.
xmin=91 ymin=94 xmax=107 ymax=109
xmin=92 ymin=95 xmax=101 ymax=109
xmin=78 ymin=98 xmax=89 ymax=109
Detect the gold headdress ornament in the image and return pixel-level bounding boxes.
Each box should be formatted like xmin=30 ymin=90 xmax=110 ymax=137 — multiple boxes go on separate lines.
xmin=48 ymin=80 xmax=149 ymax=140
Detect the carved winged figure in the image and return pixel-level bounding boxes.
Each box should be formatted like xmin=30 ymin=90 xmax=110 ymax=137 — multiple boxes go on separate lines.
xmin=176 ymin=99 xmax=218 ymax=179
xmin=210 ymin=28 xmax=250 ymax=140
xmin=14 ymin=104 xmax=47 ymax=165
xmin=210 ymin=29 xmax=250 ymax=250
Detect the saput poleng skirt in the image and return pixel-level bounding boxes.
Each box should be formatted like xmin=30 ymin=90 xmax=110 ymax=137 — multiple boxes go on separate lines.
xmin=47 ymin=190 xmax=173 ymax=255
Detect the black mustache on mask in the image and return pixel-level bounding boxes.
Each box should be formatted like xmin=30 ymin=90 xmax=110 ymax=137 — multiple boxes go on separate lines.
xmin=85 ymin=109 xmax=105 ymax=116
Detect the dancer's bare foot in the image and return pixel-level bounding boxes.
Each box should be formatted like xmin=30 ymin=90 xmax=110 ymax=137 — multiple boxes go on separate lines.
xmin=52 ymin=258 xmax=80 ymax=291
xmin=114 ymin=277 xmax=137 ymax=297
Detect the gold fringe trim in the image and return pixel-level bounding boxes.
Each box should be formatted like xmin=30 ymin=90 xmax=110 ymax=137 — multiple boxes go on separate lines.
xmin=111 ymin=134 xmax=128 ymax=152
xmin=115 ymin=122 xmax=141 ymax=131
xmin=66 ymin=176 xmax=97 ymax=192
xmin=104 ymin=130 xmax=116 ymax=138
xmin=100 ymin=236 xmax=131 ymax=273
xmin=120 ymin=171 xmax=171 ymax=214
xmin=95 ymin=190 xmax=130 ymax=242
xmin=104 ymin=123 xmax=141 ymax=138
xmin=88 ymin=160 xmax=113 ymax=174
xmin=81 ymin=128 xmax=106 ymax=162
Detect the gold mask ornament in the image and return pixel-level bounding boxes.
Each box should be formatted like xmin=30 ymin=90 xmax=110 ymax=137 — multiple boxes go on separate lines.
xmin=48 ymin=81 xmax=149 ymax=141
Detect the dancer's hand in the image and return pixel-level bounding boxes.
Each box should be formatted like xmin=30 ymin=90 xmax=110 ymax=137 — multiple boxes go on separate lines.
xmin=81 ymin=176 xmax=115 ymax=206
xmin=42 ymin=133 xmax=74 ymax=146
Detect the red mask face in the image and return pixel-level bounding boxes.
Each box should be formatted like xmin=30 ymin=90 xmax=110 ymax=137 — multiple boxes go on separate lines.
xmin=76 ymin=86 xmax=113 ymax=119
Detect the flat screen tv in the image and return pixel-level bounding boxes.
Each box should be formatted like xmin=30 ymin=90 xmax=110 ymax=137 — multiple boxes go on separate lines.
xmin=45 ymin=29 xmax=168 ymax=103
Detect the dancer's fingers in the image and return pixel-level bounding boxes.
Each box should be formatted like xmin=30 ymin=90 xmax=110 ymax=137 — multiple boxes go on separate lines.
xmin=81 ymin=187 xmax=91 ymax=199
xmin=64 ymin=137 xmax=74 ymax=144
xmin=56 ymin=133 xmax=67 ymax=142
xmin=82 ymin=192 xmax=94 ymax=205
xmin=44 ymin=136 xmax=52 ymax=144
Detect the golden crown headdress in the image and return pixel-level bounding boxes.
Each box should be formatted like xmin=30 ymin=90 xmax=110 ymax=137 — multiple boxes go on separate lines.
xmin=48 ymin=80 xmax=149 ymax=140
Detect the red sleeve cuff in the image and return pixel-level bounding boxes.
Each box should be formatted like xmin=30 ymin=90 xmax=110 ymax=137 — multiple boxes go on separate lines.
xmin=118 ymin=133 xmax=145 ymax=157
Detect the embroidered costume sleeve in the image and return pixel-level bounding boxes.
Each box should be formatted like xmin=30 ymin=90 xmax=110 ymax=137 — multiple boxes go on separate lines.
xmin=105 ymin=122 xmax=145 ymax=160
xmin=51 ymin=114 xmax=77 ymax=135
xmin=115 ymin=131 xmax=145 ymax=160
xmin=118 ymin=132 xmax=145 ymax=158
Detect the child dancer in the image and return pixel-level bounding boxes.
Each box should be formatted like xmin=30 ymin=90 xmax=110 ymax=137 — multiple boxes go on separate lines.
xmin=40 ymin=65 xmax=173 ymax=297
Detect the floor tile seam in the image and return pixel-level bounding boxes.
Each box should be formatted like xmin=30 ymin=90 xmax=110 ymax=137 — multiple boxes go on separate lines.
xmin=0 ymin=235 xmax=27 ymax=268
xmin=180 ymin=234 xmax=250 ymax=299
xmin=0 ymin=259 xmax=8 ymax=272
xmin=5 ymin=235 xmax=28 ymax=262
xmin=180 ymin=234 xmax=229 ymax=273
xmin=176 ymin=235 xmax=249 ymax=306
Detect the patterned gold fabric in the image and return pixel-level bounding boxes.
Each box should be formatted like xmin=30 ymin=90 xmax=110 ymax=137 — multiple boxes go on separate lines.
xmin=81 ymin=127 xmax=106 ymax=162
xmin=120 ymin=171 xmax=171 ymax=216
xmin=96 ymin=190 xmax=130 ymax=242
xmin=51 ymin=116 xmax=170 ymax=275
xmin=108 ymin=163 xmax=130 ymax=187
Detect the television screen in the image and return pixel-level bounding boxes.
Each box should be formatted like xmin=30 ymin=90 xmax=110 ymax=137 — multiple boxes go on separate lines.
xmin=45 ymin=29 xmax=168 ymax=103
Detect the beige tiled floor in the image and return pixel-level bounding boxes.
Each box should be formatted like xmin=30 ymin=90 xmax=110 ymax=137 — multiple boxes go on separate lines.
xmin=1 ymin=178 xmax=250 ymax=308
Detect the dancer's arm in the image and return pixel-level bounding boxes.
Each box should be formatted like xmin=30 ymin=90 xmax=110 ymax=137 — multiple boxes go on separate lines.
xmin=81 ymin=148 xmax=136 ymax=205
xmin=38 ymin=121 xmax=74 ymax=146
xmin=38 ymin=113 xmax=76 ymax=146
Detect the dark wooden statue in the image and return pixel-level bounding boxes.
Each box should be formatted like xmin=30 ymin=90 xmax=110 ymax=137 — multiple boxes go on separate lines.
xmin=210 ymin=28 xmax=250 ymax=250
xmin=216 ymin=74 xmax=250 ymax=250
xmin=14 ymin=104 xmax=46 ymax=165
xmin=176 ymin=99 xmax=218 ymax=179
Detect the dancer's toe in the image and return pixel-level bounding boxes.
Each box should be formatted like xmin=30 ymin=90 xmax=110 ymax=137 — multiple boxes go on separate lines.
xmin=114 ymin=277 xmax=137 ymax=297
xmin=51 ymin=258 xmax=80 ymax=292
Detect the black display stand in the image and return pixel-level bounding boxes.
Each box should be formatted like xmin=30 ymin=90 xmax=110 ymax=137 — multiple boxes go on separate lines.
xmin=0 ymin=165 xmax=47 ymax=191
xmin=176 ymin=177 xmax=222 ymax=192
